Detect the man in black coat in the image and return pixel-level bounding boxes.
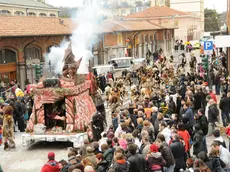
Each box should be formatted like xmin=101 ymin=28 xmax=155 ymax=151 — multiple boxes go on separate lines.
xmin=195 ymin=108 xmax=208 ymax=152
xmin=207 ymin=99 xmax=219 ymax=136
xmin=155 ymin=139 xmax=175 ymax=172
xmin=193 ymin=88 xmax=205 ymax=113
xmin=15 ymin=99 xmax=25 ymax=132
xmin=91 ymin=112 xmax=104 ymax=141
xmin=127 ymin=143 xmax=146 ymax=172
xmin=169 ymin=134 xmax=186 ymax=172
xmin=219 ymin=93 xmax=230 ymax=127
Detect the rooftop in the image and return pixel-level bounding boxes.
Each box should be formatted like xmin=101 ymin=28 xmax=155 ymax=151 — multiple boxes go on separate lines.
xmin=0 ymin=0 xmax=58 ymax=9
xmin=125 ymin=6 xmax=189 ymax=19
xmin=0 ymin=16 xmax=72 ymax=37
xmin=103 ymin=19 xmax=177 ymax=32
xmin=0 ymin=16 xmax=177 ymax=37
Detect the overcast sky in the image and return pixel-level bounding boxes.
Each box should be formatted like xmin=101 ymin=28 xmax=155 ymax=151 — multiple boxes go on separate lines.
xmin=47 ymin=0 xmax=227 ymax=13
xmin=204 ymin=0 xmax=227 ymax=13
xmin=46 ymin=0 xmax=83 ymax=7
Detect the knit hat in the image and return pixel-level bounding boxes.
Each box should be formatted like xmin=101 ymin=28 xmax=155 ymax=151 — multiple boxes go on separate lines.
xmin=206 ymin=95 xmax=211 ymax=100
xmin=150 ymin=144 xmax=158 ymax=153
xmin=48 ymin=152 xmax=55 ymax=160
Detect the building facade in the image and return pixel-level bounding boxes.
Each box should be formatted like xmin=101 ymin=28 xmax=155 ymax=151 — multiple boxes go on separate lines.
xmin=0 ymin=0 xmax=59 ymax=17
xmin=0 ymin=15 xmax=176 ymax=88
xmin=150 ymin=0 xmax=170 ymax=7
xmin=125 ymin=6 xmax=202 ymax=41
xmin=101 ymin=20 xmax=176 ymax=62
xmin=170 ymin=0 xmax=204 ymax=36
xmin=0 ymin=16 xmax=71 ymax=88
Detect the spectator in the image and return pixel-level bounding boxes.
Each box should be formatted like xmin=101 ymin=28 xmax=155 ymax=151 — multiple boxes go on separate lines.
xmin=219 ymin=93 xmax=230 ymax=127
xmin=169 ymin=134 xmax=186 ymax=172
xmin=195 ymin=108 xmax=208 ymax=152
xmin=211 ymin=141 xmax=230 ymax=171
xmin=192 ymin=124 xmax=204 ymax=157
xmin=159 ymin=121 xmax=171 ymax=145
xmin=186 ymin=158 xmax=194 ymax=172
xmin=155 ymin=138 xmax=175 ymax=172
xmin=146 ymin=143 xmax=166 ymax=172
xmin=83 ymin=147 xmax=97 ymax=170
xmin=208 ymin=147 xmax=226 ymax=172
xmin=193 ymin=159 xmax=211 ymax=172
xmin=112 ymin=152 xmax=130 ymax=172
xmin=79 ymin=139 xmax=91 ymax=157
xmin=41 ymin=152 xmax=60 ymax=172
xmin=207 ymin=99 xmax=219 ymax=136
xmin=127 ymin=143 xmax=146 ymax=172
xmin=213 ymin=129 xmax=227 ymax=148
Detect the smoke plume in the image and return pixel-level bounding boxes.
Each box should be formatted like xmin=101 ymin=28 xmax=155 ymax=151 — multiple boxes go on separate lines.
xmin=45 ymin=0 xmax=102 ymax=75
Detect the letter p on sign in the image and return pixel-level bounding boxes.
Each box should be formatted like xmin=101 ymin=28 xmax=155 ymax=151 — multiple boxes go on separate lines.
xmin=204 ymin=41 xmax=213 ymax=51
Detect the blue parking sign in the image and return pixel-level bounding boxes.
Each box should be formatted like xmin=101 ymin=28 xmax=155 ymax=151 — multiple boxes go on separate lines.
xmin=204 ymin=41 xmax=213 ymax=50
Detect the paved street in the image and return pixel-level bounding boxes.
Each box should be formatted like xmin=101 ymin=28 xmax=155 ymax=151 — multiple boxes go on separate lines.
xmin=0 ymin=128 xmax=224 ymax=172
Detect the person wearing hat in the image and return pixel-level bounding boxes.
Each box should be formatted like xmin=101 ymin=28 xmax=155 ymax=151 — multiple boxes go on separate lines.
xmin=146 ymin=143 xmax=166 ymax=172
xmin=41 ymin=152 xmax=60 ymax=172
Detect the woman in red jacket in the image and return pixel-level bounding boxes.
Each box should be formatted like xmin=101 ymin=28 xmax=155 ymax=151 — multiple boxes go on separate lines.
xmin=177 ymin=124 xmax=190 ymax=153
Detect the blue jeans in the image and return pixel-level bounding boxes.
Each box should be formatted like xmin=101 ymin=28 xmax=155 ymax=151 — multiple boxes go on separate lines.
xmin=221 ymin=111 xmax=229 ymax=127
xmin=164 ymin=164 xmax=175 ymax=172
xmin=203 ymin=136 xmax=208 ymax=153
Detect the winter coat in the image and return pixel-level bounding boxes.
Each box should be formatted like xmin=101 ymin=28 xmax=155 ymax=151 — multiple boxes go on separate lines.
xmin=127 ymin=153 xmax=146 ymax=172
xmin=208 ymin=104 xmax=219 ymax=123
xmin=193 ymin=130 xmax=204 ymax=156
xmin=219 ymin=97 xmax=230 ymax=113
xmin=193 ymin=92 xmax=205 ymax=110
xmin=96 ymin=160 xmax=109 ymax=172
xmin=168 ymin=100 xmax=176 ymax=115
xmin=196 ymin=114 xmax=208 ymax=136
xmin=146 ymin=152 xmax=166 ymax=171
xmin=177 ymin=130 xmax=190 ymax=152
xmin=169 ymin=140 xmax=186 ymax=170
xmin=208 ymin=156 xmax=226 ymax=172
xmin=84 ymin=153 xmax=98 ymax=169
xmin=103 ymin=147 xmax=115 ymax=167
xmin=158 ymin=143 xmax=175 ymax=168
xmin=113 ymin=160 xmax=130 ymax=172
xmin=41 ymin=160 xmax=60 ymax=172
xmin=184 ymin=108 xmax=194 ymax=126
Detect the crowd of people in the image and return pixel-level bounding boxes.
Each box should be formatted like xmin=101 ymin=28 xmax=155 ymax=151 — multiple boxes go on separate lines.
xmin=0 ymin=85 xmax=33 ymax=151
xmin=39 ymin=48 xmax=230 ymax=172
xmin=0 ymin=47 xmax=230 ymax=172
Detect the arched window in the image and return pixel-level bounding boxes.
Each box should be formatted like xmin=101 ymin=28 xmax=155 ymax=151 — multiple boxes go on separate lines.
xmin=46 ymin=45 xmax=59 ymax=53
xmin=14 ymin=11 xmax=24 ymax=16
xmin=39 ymin=13 xmax=47 ymax=17
xmin=25 ymin=46 xmax=41 ymax=60
xmin=49 ymin=13 xmax=56 ymax=17
xmin=0 ymin=49 xmax=16 ymax=64
xmin=0 ymin=10 xmax=11 ymax=15
xmin=28 ymin=12 xmax=36 ymax=16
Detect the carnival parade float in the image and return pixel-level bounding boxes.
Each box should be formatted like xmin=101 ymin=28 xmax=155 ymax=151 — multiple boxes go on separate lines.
xmin=22 ymin=43 xmax=98 ymax=148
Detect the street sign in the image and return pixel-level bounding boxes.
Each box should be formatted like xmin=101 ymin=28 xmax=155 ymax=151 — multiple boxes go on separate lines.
xmin=204 ymin=41 xmax=213 ymax=50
